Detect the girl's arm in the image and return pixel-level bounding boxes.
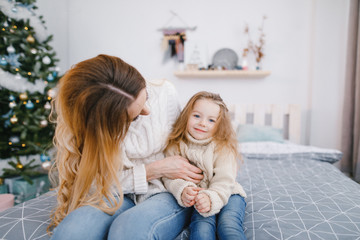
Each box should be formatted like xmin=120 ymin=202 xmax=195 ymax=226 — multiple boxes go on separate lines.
xmin=197 ymin=150 xmax=238 ymax=217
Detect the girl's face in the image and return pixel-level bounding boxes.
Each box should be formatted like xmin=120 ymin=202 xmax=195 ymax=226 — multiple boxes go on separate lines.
xmin=187 ymin=99 xmax=220 ymax=140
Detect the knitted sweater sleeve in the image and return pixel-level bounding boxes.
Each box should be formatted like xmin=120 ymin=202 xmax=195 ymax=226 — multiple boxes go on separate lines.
xmin=162 ymin=145 xmax=197 ymax=207
xmin=119 ymin=80 xmax=181 ymax=195
xmin=119 ymin=151 xmax=148 ymax=194
xmin=198 ymin=149 xmax=238 ymax=217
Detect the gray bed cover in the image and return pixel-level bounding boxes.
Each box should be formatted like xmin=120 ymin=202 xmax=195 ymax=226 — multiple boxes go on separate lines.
xmin=1 ymin=150 xmax=359 ymax=240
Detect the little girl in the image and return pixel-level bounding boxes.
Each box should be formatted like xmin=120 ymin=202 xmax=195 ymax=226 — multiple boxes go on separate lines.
xmin=163 ymin=91 xmax=247 ymax=240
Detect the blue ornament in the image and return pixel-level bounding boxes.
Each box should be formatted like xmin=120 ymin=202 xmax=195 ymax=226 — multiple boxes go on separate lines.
xmin=40 ymin=154 xmax=48 ymax=162
xmin=25 ymin=100 xmax=34 ymax=109
xmin=11 ymin=7 xmax=17 ymax=13
xmin=0 ymin=57 xmax=7 ymax=66
xmin=9 ymin=95 xmax=15 ymax=101
xmin=52 ymin=71 xmax=58 ymax=77
xmin=46 ymin=73 xmax=54 ymax=81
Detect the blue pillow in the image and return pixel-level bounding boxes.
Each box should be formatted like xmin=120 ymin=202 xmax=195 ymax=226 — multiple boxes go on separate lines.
xmin=236 ymin=124 xmax=284 ymax=143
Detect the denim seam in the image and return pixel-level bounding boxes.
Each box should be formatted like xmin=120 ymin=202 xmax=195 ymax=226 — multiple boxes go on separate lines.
xmin=147 ymin=207 xmax=187 ymax=240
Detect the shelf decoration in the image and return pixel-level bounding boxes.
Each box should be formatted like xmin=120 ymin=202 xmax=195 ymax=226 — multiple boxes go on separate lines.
xmin=159 ymin=11 xmax=196 ymax=63
xmin=174 ymin=70 xmax=271 ymax=78
xmin=243 ymin=15 xmax=267 ymax=70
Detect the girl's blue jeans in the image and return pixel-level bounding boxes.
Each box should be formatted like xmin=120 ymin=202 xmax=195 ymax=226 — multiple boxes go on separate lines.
xmin=50 ymin=192 xmax=192 ymax=240
xmin=189 ymin=194 xmax=246 ymax=240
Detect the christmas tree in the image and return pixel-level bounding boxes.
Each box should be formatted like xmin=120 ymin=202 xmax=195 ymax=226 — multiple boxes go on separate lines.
xmin=0 ymin=0 xmax=60 ymax=164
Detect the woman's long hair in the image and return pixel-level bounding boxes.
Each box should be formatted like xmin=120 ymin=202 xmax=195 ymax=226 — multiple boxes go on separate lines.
xmin=48 ymin=54 xmax=146 ymax=230
xmin=165 ymin=91 xmax=239 ymax=160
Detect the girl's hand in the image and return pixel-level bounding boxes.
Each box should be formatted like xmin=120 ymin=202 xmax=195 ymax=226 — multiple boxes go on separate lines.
xmin=181 ymin=187 xmax=202 ymax=207
xmin=146 ymin=156 xmax=203 ymax=183
xmin=195 ymin=193 xmax=211 ymax=213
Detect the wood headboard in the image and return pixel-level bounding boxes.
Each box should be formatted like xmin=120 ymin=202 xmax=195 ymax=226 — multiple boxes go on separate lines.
xmin=229 ymin=104 xmax=301 ymax=144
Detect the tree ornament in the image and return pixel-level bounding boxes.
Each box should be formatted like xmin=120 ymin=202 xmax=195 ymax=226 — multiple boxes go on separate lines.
xmin=19 ymin=92 xmax=28 ymax=100
xmin=47 ymin=89 xmax=56 ymax=98
xmin=46 ymin=73 xmax=54 ymax=81
xmin=40 ymin=119 xmax=48 ymax=127
xmin=9 ymin=101 xmax=17 ymax=108
xmin=7 ymin=45 xmax=15 ymax=54
xmin=42 ymin=161 xmax=51 ymax=170
xmin=9 ymin=136 xmax=20 ymax=144
xmin=0 ymin=57 xmax=7 ymax=66
xmin=26 ymin=100 xmax=34 ymax=109
xmin=10 ymin=115 xmax=18 ymax=124
xmin=40 ymin=154 xmax=50 ymax=162
xmin=9 ymin=95 xmax=15 ymax=101
xmin=16 ymin=162 xmax=23 ymax=169
xmin=11 ymin=7 xmax=18 ymax=13
xmin=26 ymin=35 xmax=35 ymax=43
xmin=0 ymin=178 xmax=3 ymax=185
xmin=42 ymin=56 xmax=51 ymax=65
xmin=30 ymin=48 xmax=37 ymax=54
xmin=44 ymin=101 xmax=51 ymax=110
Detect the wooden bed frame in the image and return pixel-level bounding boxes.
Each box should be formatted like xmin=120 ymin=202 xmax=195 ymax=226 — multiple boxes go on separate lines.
xmin=229 ymin=104 xmax=301 ymax=144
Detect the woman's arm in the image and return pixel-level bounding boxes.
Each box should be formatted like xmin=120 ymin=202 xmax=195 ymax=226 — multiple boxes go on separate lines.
xmin=146 ymin=155 xmax=203 ymax=183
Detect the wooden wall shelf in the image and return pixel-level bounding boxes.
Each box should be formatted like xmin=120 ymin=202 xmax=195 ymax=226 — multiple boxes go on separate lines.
xmin=174 ymin=70 xmax=271 ymax=78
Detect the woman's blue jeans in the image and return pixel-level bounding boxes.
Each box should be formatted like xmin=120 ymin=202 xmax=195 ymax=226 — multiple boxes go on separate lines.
xmin=50 ymin=192 xmax=192 ymax=240
xmin=189 ymin=194 xmax=246 ymax=240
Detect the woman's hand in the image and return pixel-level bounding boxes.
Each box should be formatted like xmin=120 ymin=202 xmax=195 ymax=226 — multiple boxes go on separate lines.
xmin=146 ymin=155 xmax=203 ymax=183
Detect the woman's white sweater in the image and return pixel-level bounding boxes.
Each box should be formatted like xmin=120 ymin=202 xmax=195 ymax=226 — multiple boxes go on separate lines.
xmin=119 ymin=80 xmax=181 ymax=203
xmin=163 ymin=134 xmax=247 ymax=217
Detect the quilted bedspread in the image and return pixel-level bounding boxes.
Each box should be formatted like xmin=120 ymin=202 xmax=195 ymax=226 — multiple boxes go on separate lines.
xmin=1 ymin=142 xmax=359 ymax=240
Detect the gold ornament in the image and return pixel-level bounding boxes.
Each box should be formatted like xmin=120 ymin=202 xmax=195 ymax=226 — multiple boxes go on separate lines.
xmin=19 ymin=92 xmax=28 ymax=100
xmin=26 ymin=35 xmax=35 ymax=43
xmin=10 ymin=115 xmax=18 ymax=124
xmin=0 ymin=177 xmax=3 ymax=185
xmin=16 ymin=162 xmax=23 ymax=169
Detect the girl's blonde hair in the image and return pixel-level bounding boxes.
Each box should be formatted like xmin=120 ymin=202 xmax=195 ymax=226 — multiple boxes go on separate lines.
xmin=48 ymin=54 xmax=146 ymax=231
xmin=165 ymin=91 xmax=239 ymax=159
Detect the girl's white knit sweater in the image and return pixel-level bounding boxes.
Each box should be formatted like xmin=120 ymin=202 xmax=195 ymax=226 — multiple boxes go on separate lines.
xmin=119 ymin=80 xmax=181 ymax=204
xmin=163 ymin=133 xmax=247 ymax=217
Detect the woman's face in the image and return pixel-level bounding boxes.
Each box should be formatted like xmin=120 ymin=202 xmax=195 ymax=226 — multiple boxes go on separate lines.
xmin=127 ymin=88 xmax=150 ymax=121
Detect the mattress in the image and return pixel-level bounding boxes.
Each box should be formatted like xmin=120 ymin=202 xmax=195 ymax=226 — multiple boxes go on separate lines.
xmin=1 ymin=142 xmax=359 ymax=240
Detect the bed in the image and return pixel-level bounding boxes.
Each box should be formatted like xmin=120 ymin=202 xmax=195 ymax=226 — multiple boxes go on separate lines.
xmin=1 ymin=104 xmax=359 ymax=240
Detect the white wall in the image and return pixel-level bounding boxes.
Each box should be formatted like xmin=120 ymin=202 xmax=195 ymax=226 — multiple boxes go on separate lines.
xmin=36 ymin=0 xmax=349 ymax=149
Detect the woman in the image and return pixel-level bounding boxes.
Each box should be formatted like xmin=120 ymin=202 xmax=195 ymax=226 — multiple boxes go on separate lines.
xmin=50 ymin=54 xmax=203 ymax=239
